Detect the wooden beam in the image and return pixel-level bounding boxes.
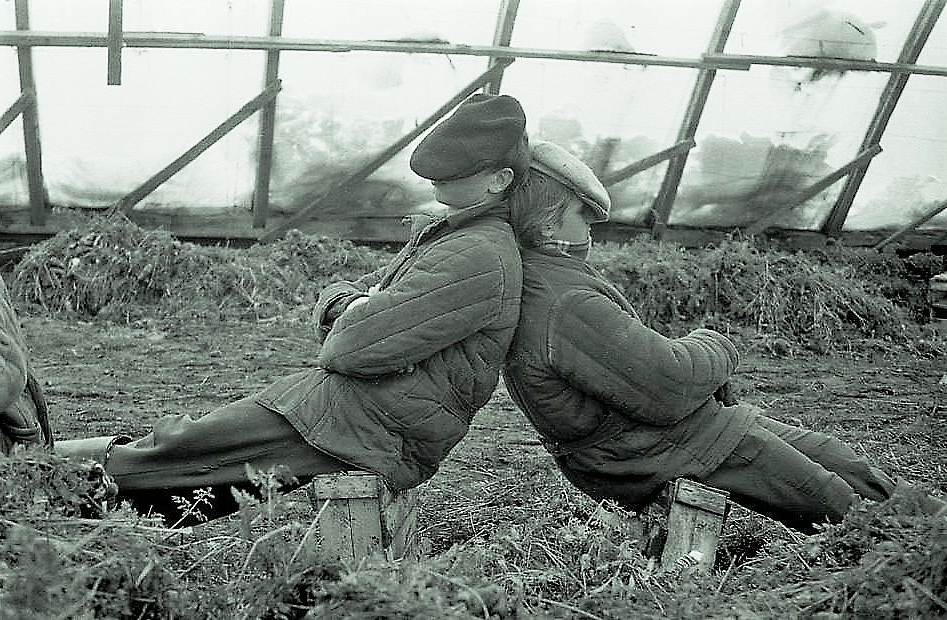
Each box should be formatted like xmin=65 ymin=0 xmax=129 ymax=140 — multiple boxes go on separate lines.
xmin=259 ymin=58 xmax=515 ymax=243
xmin=702 ymin=53 xmax=947 ymax=79
xmin=874 ymin=198 xmax=947 ymax=251
xmin=252 ymin=0 xmax=284 ymax=229
xmin=745 ymin=144 xmax=883 ymax=235
xmin=484 ymin=0 xmax=520 ymax=94
xmin=14 ymin=0 xmax=46 ymax=226
xmin=0 ymin=205 xmax=942 ymax=252
xmin=3 ymin=31 xmax=947 ymax=77
xmin=821 ymin=0 xmax=946 ymax=238
xmin=0 ymin=31 xmax=714 ymax=69
xmin=648 ymin=0 xmax=741 ymax=241
xmin=602 ymin=138 xmax=696 ymax=187
xmin=5 ymin=30 xmax=947 ymax=76
xmin=108 ymin=80 xmax=282 ymax=216
xmin=107 ymin=0 xmax=123 ymax=85
xmin=0 ymin=89 xmax=33 ymax=135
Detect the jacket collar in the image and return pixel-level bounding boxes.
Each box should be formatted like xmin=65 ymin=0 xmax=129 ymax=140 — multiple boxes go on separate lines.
xmin=520 ymin=247 xmax=640 ymax=319
xmin=406 ymin=200 xmax=511 ymax=244
xmin=444 ymin=199 xmax=510 ymax=230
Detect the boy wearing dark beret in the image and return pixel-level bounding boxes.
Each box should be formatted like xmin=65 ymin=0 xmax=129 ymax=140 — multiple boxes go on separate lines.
xmin=503 ymin=141 xmax=923 ymax=535
xmin=56 ymin=94 xmax=530 ymax=525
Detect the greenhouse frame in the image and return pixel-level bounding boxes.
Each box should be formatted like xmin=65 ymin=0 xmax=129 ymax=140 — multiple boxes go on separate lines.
xmin=1 ymin=0 xmax=946 ymax=251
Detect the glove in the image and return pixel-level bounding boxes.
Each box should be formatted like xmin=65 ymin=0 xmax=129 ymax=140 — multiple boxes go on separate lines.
xmin=713 ymin=381 xmax=738 ymax=407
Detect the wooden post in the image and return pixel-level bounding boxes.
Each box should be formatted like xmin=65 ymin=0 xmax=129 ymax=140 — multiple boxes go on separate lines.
xmin=306 ymin=471 xmax=419 ymax=563
xmin=648 ymin=0 xmax=740 ymax=241
xmin=821 ymin=0 xmax=945 ymax=238
xmin=484 ymin=0 xmax=520 ymax=95
xmin=602 ymin=138 xmax=696 ymax=187
xmin=259 ymin=57 xmax=514 ymax=243
xmin=252 ymin=0 xmax=284 ymax=229
xmin=0 ymin=90 xmax=33 ymax=135
xmin=874 ymin=198 xmax=947 ymax=251
xmin=14 ymin=0 xmax=47 ymax=226
xmin=745 ymin=144 xmax=882 ymax=235
xmin=108 ymin=81 xmax=282 ymax=216
xmin=660 ymin=478 xmax=730 ymax=575
xmin=107 ymin=0 xmax=123 ymax=85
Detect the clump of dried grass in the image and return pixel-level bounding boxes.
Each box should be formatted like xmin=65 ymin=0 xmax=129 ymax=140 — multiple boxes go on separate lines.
xmin=11 ymin=216 xmax=185 ymax=317
xmin=10 ymin=216 xmax=392 ymax=321
xmin=590 ymin=237 xmax=939 ymax=353
xmin=716 ymin=484 xmax=947 ymax=619
xmin=8 ymin=217 xmax=941 ymax=354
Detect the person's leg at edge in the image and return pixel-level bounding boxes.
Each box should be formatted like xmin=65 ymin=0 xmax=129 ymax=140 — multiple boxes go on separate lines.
xmin=104 ymin=397 xmax=353 ymax=526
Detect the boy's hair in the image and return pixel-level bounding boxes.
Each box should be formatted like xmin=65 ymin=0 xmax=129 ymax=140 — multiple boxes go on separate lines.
xmin=495 ymin=133 xmax=531 ymax=198
xmin=508 ymin=167 xmax=576 ymax=248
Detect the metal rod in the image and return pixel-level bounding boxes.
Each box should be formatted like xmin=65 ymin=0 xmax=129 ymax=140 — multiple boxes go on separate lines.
xmin=259 ymin=58 xmax=515 ymax=243
xmin=109 ymin=80 xmax=282 ymax=216
xmin=602 ymin=139 xmax=696 ymax=187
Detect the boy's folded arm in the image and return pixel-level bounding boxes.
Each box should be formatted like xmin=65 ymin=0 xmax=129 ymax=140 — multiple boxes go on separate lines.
xmin=317 ymin=242 xmax=511 ymax=375
xmin=549 ymin=290 xmax=739 ymax=425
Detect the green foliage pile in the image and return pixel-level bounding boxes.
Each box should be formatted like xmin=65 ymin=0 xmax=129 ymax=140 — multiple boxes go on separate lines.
xmin=10 ymin=216 xmax=392 ymax=321
xmin=8 ymin=217 xmax=942 ymax=352
xmin=590 ymin=237 xmax=941 ymax=352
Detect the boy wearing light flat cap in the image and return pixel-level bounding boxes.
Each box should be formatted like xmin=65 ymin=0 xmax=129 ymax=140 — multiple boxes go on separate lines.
xmin=504 ymin=140 xmax=910 ymax=533
xmin=56 ymin=94 xmax=529 ymax=525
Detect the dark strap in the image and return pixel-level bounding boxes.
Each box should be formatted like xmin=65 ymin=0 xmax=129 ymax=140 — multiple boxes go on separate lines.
xmin=26 ymin=372 xmax=54 ymax=449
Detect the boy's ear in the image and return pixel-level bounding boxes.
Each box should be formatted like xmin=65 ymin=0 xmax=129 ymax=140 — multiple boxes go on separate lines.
xmin=488 ymin=167 xmax=515 ymax=194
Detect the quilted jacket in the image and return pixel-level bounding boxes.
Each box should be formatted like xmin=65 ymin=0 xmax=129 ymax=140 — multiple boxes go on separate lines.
xmin=257 ymin=201 xmax=522 ymax=490
xmin=503 ymin=248 xmax=757 ymax=508
xmin=0 ymin=277 xmax=51 ymax=455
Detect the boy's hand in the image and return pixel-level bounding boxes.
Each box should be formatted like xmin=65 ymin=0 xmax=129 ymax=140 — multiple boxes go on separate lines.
xmin=713 ymin=381 xmax=738 ymax=406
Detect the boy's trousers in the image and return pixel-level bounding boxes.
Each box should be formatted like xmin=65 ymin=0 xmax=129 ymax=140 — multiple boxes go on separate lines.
xmin=701 ymin=415 xmax=896 ymax=531
xmin=81 ymin=397 xmax=353 ymax=525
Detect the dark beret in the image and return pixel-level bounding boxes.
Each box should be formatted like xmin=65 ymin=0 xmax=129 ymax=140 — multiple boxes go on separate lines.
xmin=410 ymin=94 xmax=527 ymax=181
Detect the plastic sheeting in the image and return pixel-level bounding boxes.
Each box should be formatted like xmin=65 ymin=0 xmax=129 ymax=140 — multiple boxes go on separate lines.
xmin=1 ymin=0 xmax=945 ymax=230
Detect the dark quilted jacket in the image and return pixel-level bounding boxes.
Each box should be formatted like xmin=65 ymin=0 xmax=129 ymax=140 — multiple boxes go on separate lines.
xmin=257 ymin=202 xmax=522 ymax=490
xmin=503 ymin=248 xmax=757 ymax=508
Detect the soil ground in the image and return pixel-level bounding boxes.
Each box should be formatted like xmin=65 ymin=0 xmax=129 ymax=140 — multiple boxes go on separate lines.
xmin=27 ymin=315 xmax=947 ymax=552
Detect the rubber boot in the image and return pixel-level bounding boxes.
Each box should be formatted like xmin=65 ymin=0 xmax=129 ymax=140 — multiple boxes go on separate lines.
xmin=55 ymin=434 xmax=133 ymax=467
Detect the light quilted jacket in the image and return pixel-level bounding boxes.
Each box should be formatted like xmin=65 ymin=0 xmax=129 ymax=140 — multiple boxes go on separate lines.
xmin=0 ymin=277 xmax=49 ymax=455
xmin=503 ymin=248 xmax=757 ymax=508
xmin=257 ymin=202 xmax=522 ymax=490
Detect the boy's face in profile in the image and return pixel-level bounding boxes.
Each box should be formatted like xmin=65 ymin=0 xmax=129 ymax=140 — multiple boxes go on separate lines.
xmin=430 ymin=167 xmax=514 ymax=210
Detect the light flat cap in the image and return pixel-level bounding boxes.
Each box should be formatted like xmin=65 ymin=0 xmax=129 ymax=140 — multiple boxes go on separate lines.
xmin=530 ymin=140 xmax=610 ymax=222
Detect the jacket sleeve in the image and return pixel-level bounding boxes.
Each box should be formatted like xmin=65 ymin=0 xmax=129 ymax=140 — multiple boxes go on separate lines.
xmin=316 ymin=234 xmax=513 ymax=376
xmin=0 ymin=282 xmax=28 ymax=412
xmin=548 ymin=289 xmax=739 ymax=426
xmin=312 ymin=270 xmax=385 ymax=341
